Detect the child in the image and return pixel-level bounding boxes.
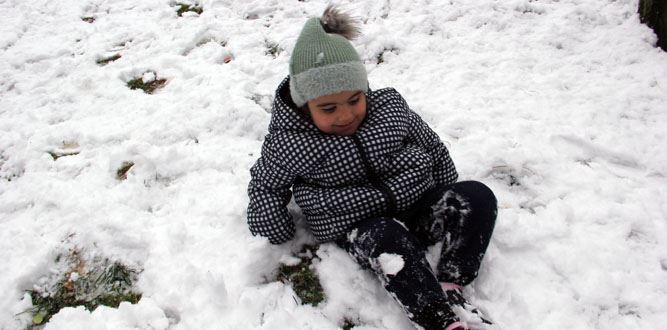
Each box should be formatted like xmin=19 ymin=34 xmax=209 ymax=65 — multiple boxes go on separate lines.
xmin=247 ymin=6 xmax=497 ymax=330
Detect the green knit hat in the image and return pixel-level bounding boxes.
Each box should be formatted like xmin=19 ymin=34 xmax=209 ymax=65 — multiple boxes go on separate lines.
xmin=289 ymin=6 xmax=367 ymax=107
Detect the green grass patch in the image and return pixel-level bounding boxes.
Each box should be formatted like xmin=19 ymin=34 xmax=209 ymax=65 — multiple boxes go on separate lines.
xmin=126 ymin=73 xmax=167 ymax=94
xmin=265 ymin=39 xmax=282 ymax=58
xmin=277 ymin=244 xmax=325 ymax=306
xmin=176 ymin=3 xmax=203 ymax=16
xmin=96 ymin=54 xmax=121 ymax=66
xmin=27 ymin=249 xmax=142 ymax=326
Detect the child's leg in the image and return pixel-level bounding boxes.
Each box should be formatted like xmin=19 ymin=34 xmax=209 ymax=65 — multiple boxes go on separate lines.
xmin=400 ymin=180 xmax=497 ymax=286
xmin=437 ymin=181 xmax=496 ymax=285
xmin=336 ymin=217 xmax=459 ymax=329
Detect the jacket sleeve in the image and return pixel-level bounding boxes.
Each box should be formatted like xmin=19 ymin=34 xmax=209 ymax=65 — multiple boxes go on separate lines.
xmin=247 ymin=136 xmax=297 ymax=244
xmin=403 ymin=101 xmax=459 ymax=186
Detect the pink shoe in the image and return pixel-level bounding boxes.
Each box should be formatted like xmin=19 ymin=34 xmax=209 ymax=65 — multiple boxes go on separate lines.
xmin=445 ymin=321 xmax=469 ymax=330
xmin=441 ymin=282 xmax=463 ymax=292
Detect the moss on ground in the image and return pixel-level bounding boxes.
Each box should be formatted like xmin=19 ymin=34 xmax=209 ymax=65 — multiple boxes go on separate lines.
xmin=265 ymin=39 xmax=282 ymax=58
xmin=176 ymin=3 xmax=203 ymax=16
xmin=96 ymin=54 xmax=121 ymax=66
xmin=126 ymin=74 xmax=167 ymax=94
xmin=28 ymin=249 xmax=142 ymax=327
xmin=277 ymin=244 xmax=325 ymax=306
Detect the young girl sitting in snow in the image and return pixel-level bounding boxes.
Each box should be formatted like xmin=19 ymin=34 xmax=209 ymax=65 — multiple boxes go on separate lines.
xmin=247 ymin=6 xmax=497 ymax=330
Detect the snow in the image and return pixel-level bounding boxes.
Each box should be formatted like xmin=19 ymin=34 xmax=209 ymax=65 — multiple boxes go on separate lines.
xmin=43 ymin=299 xmax=170 ymax=330
xmin=377 ymin=253 xmax=405 ymax=276
xmin=1 ymin=0 xmax=666 ymax=329
xmin=141 ymin=71 xmax=156 ymax=83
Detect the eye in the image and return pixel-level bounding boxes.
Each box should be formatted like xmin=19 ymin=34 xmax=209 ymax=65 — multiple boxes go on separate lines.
xmin=321 ymin=107 xmax=336 ymax=113
xmin=348 ymin=98 xmax=360 ymax=105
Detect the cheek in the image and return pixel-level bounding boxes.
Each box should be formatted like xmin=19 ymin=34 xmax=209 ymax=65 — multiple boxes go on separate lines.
xmin=311 ymin=113 xmax=335 ymax=132
xmin=355 ymin=100 xmax=367 ymax=119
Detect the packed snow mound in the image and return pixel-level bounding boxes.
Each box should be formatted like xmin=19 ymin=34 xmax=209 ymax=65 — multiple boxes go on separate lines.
xmin=377 ymin=253 xmax=405 ymax=276
xmin=1 ymin=0 xmax=666 ymax=329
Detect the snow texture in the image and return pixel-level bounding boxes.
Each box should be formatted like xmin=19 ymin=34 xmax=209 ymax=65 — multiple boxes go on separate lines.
xmin=377 ymin=253 xmax=405 ymax=276
xmin=1 ymin=0 xmax=666 ymax=329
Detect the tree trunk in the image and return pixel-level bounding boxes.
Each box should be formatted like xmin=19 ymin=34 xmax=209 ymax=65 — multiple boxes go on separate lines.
xmin=639 ymin=0 xmax=667 ymax=51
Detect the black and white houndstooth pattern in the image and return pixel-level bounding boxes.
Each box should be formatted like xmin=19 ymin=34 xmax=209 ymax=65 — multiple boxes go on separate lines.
xmin=247 ymin=77 xmax=458 ymax=244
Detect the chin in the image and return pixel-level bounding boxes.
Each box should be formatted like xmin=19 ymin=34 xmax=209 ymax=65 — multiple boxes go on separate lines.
xmin=332 ymin=124 xmax=360 ymax=136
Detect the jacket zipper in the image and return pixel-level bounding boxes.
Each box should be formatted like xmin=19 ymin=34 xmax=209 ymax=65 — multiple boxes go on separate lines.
xmin=351 ymin=135 xmax=397 ymax=215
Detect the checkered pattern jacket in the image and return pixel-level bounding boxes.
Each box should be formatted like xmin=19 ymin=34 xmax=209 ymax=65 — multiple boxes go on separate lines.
xmin=247 ymin=77 xmax=458 ymax=244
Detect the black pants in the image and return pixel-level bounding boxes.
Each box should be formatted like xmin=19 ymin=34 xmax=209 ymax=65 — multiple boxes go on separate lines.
xmin=336 ymin=181 xmax=497 ymax=329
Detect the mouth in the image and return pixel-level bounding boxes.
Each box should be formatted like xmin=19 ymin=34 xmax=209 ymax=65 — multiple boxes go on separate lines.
xmin=335 ymin=120 xmax=355 ymax=128
xmin=335 ymin=121 xmax=359 ymax=135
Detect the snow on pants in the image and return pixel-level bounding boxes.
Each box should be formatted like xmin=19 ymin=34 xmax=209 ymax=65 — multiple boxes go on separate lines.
xmin=335 ymin=181 xmax=497 ymax=329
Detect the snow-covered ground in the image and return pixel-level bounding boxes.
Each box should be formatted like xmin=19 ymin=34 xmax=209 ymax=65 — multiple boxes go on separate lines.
xmin=1 ymin=0 xmax=666 ymax=329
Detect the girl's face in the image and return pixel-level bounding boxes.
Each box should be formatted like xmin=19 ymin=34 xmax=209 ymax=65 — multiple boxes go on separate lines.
xmin=306 ymin=90 xmax=367 ymax=136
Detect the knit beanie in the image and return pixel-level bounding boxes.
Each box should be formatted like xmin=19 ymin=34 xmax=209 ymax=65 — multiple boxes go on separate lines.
xmin=289 ymin=6 xmax=367 ymax=108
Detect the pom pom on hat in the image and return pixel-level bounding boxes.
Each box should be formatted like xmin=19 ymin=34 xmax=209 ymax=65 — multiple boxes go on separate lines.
xmin=320 ymin=5 xmax=361 ymax=40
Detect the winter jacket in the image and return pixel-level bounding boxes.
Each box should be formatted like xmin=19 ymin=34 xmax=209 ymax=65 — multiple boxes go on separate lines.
xmin=247 ymin=77 xmax=458 ymax=244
